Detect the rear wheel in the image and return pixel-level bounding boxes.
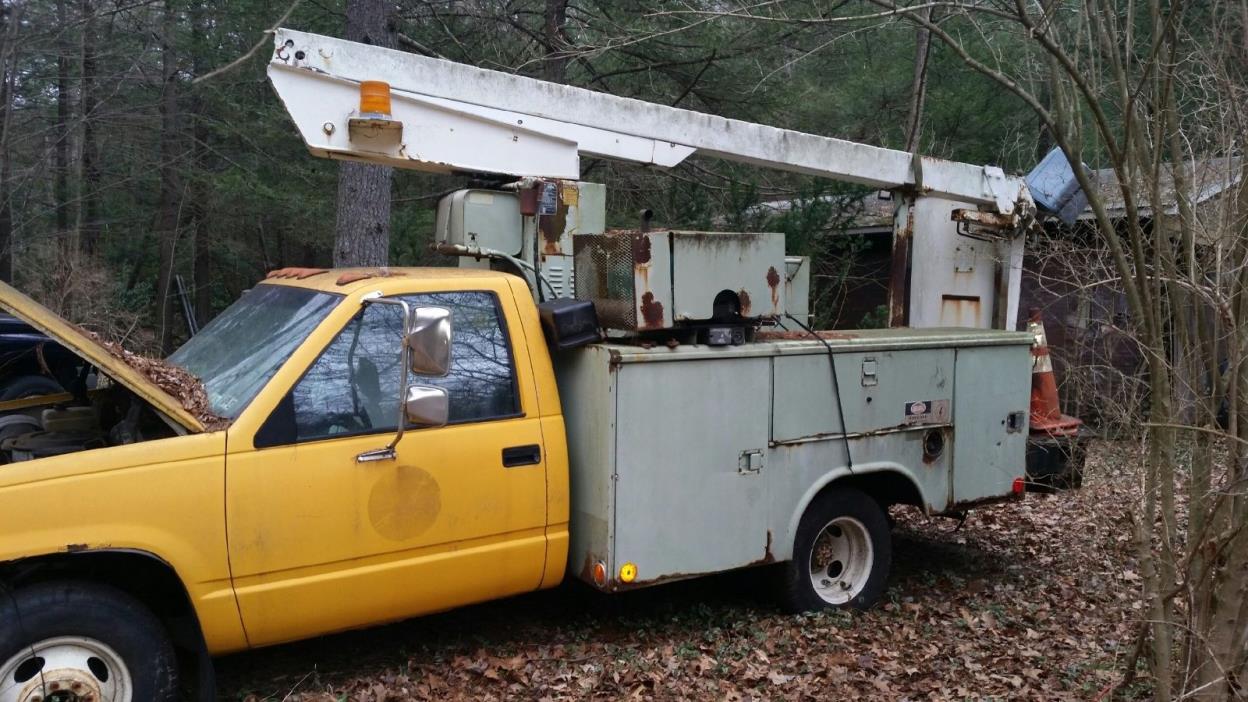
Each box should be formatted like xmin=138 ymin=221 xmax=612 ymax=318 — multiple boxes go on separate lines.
xmin=0 ymin=581 xmax=178 ymax=702
xmin=778 ymin=487 xmax=891 ymax=612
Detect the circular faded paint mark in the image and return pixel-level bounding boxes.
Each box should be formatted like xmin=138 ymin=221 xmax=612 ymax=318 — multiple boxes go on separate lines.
xmin=368 ymin=465 xmax=441 ymax=540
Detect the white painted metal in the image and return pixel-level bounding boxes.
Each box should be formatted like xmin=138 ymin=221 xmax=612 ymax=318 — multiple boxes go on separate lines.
xmin=0 ymin=635 xmax=133 ymax=702
xmin=809 ymin=516 xmax=874 ymax=605
xmin=269 ymin=28 xmax=1031 ymax=214
xmin=907 ymin=197 xmax=1024 ymax=329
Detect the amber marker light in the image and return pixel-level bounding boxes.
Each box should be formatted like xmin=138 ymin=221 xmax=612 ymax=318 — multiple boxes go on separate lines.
xmin=592 ymin=561 xmax=607 ymax=587
xmin=359 ymin=80 xmax=393 ymax=116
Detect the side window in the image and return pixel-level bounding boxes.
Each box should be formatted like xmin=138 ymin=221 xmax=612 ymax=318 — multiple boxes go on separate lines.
xmin=262 ymin=291 xmax=520 ymax=445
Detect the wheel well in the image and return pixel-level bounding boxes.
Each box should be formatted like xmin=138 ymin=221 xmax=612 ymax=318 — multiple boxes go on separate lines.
xmin=0 ymin=550 xmax=213 ymax=699
xmin=833 ymin=470 xmax=924 ymax=509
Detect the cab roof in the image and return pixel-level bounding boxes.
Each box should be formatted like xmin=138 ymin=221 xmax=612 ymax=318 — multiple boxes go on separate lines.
xmin=258 ymin=267 xmax=517 ymax=295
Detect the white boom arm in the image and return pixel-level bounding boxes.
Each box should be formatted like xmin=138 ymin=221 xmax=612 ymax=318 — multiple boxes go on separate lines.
xmin=268 ymin=28 xmax=1031 ymax=216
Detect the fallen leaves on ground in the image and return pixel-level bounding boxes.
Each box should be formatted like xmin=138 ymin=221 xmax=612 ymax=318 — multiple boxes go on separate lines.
xmin=218 ymin=442 xmax=1146 ymax=701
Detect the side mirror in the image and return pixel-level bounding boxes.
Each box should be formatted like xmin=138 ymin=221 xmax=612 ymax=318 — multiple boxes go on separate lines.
xmin=404 ymin=385 xmax=448 ymax=428
xmin=406 ymin=306 xmax=452 ymax=376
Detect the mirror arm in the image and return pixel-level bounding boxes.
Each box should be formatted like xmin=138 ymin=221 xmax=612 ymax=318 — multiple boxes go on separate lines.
xmin=356 ymin=297 xmax=413 ymax=463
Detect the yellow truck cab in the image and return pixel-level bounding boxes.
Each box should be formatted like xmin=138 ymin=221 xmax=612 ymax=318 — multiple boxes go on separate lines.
xmin=0 ymin=268 xmax=572 ymax=701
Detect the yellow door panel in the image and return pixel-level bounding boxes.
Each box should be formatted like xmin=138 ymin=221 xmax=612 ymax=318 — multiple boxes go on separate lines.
xmin=226 ymin=288 xmax=549 ymax=647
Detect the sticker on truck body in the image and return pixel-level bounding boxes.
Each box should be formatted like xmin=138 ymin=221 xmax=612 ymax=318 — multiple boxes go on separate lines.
xmin=904 ymin=399 xmax=950 ymax=424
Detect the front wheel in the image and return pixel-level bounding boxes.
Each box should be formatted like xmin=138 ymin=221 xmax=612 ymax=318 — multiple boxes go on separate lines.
xmin=0 ymin=581 xmax=178 ymax=702
xmin=778 ymin=487 xmax=892 ymax=612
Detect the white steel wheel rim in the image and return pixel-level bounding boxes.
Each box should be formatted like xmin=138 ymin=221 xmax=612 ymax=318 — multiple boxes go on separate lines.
xmin=0 ymin=636 xmax=133 ymax=702
xmin=808 ymin=516 xmax=874 ymax=605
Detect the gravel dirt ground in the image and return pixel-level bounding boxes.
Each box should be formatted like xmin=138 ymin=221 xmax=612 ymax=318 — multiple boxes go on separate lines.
xmin=217 ymin=441 xmax=1146 ymax=701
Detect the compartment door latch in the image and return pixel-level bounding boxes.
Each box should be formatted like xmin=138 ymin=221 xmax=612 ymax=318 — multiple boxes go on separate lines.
xmin=861 ymin=357 xmax=879 ymax=387
xmin=738 ymin=449 xmax=764 ymax=475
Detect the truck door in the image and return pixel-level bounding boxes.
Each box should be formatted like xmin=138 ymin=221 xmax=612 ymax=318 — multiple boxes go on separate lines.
xmin=225 ymin=287 xmax=548 ymax=647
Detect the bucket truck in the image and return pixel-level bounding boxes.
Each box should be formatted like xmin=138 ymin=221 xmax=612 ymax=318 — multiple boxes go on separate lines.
xmin=0 ymin=28 xmax=1083 ymax=701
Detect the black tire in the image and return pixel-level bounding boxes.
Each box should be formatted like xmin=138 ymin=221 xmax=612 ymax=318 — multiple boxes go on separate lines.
xmin=0 ymin=581 xmax=178 ymax=701
xmin=778 ymin=487 xmax=892 ymax=613
xmin=0 ymin=374 xmax=63 ymax=402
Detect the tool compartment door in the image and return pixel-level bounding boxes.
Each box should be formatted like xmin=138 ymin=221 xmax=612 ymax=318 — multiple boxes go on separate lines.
xmin=951 ymin=344 xmax=1032 ymax=503
xmin=611 ymin=357 xmax=771 ymax=584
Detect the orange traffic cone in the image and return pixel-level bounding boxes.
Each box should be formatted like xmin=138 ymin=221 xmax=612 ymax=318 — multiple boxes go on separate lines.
xmin=1027 ymin=308 xmax=1081 ymax=436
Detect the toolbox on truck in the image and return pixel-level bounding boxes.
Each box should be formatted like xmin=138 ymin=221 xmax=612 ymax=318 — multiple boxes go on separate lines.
xmin=556 ymin=328 xmax=1034 ymax=592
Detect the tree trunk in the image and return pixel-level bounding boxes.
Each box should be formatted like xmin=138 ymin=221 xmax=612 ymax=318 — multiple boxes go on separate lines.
xmin=543 ymin=0 xmax=570 ymax=83
xmin=54 ymin=0 xmax=72 ymax=252
xmin=902 ymin=7 xmax=933 ymax=152
xmin=333 ymin=0 xmax=395 ymax=268
xmin=79 ymin=0 xmax=99 ymax=255
xmin=0 ymin=2 xmax=22 ymax=283
xmin=189 ymin=0 xmax=210 ymax=326
xmin=153 ymin=0 xmax=181 ymax=353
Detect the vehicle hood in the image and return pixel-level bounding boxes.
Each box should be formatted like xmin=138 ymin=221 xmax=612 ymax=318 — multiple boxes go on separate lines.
xmin=0 ymin=281 xmax=204 ymax=434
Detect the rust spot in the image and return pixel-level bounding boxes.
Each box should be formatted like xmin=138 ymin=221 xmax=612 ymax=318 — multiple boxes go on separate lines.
xmin=766 ymin=266 xmax=781 ymax=310
xmin=888 ymin=205 xmax=915 ymax=327
xmin=639 ymin=291 xmax=664 ymax=328
xmin=335 ymin=269 xmax=408 ymax=286
xmin=631 ymin=234 xmax=651 ymax=264
xmin=518 ymin=186 xmax=540 ymax=216
xmin=664 ymin=337 xmax=680 ymax=349
xmin=611 ymin=570 xmax=699 ymax=591
xmin=266 ymin=267 xmax=326 ymax=280
xmin=65 ymin=543 xmax=89 ymax=553
xmin=755 ymin=329 xmax=858 ymax=341
xmin=738 ymin=289 xmax=752 ymax=316
xmin=539 ymin=197 xmax=569 ymax=255
xmin=939 ymin=294 xmax=982 ymax=326
xmin=757 ymin=530 xmax=776 ymax=564
xmin=951 ymin=208 xmax=1016 ymax=228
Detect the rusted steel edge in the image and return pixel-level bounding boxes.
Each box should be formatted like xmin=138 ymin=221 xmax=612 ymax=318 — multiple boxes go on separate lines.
xmin=768 ymin=421 xmax=951 ymax=448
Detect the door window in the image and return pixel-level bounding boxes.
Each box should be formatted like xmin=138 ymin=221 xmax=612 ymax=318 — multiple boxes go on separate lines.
xmin=257 ymin=291 xmax=520 ymax=446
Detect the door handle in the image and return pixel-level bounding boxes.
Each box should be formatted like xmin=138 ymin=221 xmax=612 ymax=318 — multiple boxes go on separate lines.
xmin=502 ymin=444 xmax=542 ymax=468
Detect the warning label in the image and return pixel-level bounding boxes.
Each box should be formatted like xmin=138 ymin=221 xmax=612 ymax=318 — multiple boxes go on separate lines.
xmin=904 ymin=399 xmax=950 ymax=424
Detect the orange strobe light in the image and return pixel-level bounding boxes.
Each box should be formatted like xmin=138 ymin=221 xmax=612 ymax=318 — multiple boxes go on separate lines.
xmin=359 ymin=81 xmax=392 ymax=116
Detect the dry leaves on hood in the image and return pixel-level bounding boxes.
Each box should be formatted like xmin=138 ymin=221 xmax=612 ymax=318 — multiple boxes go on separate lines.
xmin=88 ymin=334 xmax=228 ymax=428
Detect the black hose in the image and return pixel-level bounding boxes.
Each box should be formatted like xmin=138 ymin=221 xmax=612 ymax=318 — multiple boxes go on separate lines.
xmin=783 ymin=313 xmax=854 ymax=471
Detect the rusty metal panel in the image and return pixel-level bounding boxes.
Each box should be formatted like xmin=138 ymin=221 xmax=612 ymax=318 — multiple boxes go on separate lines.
xmin=539 ymin=182 xmax=605 ymax=298
xmin=905 ymin=197 xmax=1025 ymax=330
xmin=573 ymin=231 xmax=672 ymax=330
xmin=574 ymin=230 xmax=783 ymax=331
xmin=669 ymin=231 xmax=786 ymax=321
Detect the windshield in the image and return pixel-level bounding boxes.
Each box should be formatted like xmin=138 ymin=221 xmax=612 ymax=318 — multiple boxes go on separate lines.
xmin=168 ymin=284 xmax=340 ymax=419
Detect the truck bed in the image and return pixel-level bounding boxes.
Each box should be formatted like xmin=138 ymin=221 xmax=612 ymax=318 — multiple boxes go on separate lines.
xmin=554 ymin=327 xmax=1033 ymax=591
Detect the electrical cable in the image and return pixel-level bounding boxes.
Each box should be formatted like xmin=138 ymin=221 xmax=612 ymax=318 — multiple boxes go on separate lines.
xmin=783 ymin=313 xmax=854 ymax=471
